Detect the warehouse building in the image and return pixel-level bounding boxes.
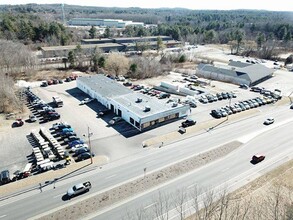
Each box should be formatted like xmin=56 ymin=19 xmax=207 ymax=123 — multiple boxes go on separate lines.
xmin=197 ymin=61 xmax=274 ymax=86
xmin=77 ymin=75 xmax=189 ymax=131
xmin=68 ymin=18 xmax=144 ymax=28
xmin=41 ymin=43 xmax=124 ymax=58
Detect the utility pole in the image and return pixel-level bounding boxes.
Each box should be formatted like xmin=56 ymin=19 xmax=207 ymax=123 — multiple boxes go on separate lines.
xmin=83 ymin=126 xmax=93 ymax=164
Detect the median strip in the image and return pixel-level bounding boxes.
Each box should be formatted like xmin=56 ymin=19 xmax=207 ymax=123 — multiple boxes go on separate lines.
xmin=32 ymin=140 xmax=242 ymax=220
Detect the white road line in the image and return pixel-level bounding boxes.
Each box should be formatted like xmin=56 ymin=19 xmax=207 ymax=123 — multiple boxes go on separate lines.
xmin=53 ymin=193 xmax=65 ymax=199
xmin=0 ymin=215 xmax=7 ymax=219
xmin=144 ymin=202 xmax=157 ymax=210
xmin=105 ymin=174 xmax=116 ymax=179
xmin=187 ymin=184 xmax=195 ymax=189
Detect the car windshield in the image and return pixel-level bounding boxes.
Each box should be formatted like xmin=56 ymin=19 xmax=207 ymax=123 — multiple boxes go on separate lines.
xmin=73 ymin=186 xmax=77 ymax=191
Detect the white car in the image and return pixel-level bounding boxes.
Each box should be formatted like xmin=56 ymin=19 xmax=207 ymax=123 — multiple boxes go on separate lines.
xmin=80 ymin=98 xmax=94 ymax=105
xmin=71 ymin=144 xmax=89 ymax=152
xmin=264 ymin=117 xmax=274 ymax=125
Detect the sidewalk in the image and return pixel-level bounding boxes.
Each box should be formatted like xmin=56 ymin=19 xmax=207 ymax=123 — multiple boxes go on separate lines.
xmin=0 ymin=156 xmax=108 ymax=198
xmin=143 ymin=108 xmax=260 ymax=148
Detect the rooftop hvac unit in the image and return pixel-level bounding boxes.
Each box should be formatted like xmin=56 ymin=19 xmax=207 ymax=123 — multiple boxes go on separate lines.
xmin=136 ymin=97 xmax=142 ymax=103
xmin=172 ymin=102 xmax=178 ymax=107
xmin=144 ymin=106 xmax=151 ymax=112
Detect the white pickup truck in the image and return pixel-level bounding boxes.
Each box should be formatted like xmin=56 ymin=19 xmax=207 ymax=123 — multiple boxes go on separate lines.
xmin=67 ymin=181 xmax=91 ymax=198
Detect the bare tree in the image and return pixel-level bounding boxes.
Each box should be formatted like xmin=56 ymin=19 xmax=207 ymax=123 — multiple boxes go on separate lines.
xmin=106 ymin=53 xmax=129 ymax=76
xmin=153 ymin=191 xmax=171 ymax=220
xmin=173 ymin=188 xmax=189 ymax=220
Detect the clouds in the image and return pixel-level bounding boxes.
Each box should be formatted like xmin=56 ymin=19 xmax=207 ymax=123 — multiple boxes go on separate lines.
xmin=1 ymin=0 xmax=293 ymax=11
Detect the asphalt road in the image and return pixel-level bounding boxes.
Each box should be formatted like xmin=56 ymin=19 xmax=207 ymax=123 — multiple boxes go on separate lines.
xmin=0 ymin=105 xmax=292 ymax=219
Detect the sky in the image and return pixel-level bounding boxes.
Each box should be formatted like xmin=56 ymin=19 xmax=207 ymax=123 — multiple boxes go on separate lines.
xmin=1 ymin=0 xmax=293 ymax=12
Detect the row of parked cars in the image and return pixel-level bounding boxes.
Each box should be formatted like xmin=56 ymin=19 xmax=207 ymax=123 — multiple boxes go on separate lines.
xmin=40 ymin=74 xmax=78 ymax=87
xmin=211 ymin=96 xmax=275 ymax=119
xmin=26 ymin=90 xmax=60 ymax=122
xmin=199 ymin=92 xmax=236 ymax=104
xmin=51 ymin=122 xmax=94 ymax=162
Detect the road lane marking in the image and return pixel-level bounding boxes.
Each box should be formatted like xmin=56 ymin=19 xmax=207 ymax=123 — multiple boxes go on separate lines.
xmin=144 ymin=202 xmax=157 ymax=210
xmin=187 ymin=184 xmax=195 ymax=189
xmin=105 ymin=174 xmax=116 ymax=179
xmin=0 ymin=215 xmax=7 ymax=219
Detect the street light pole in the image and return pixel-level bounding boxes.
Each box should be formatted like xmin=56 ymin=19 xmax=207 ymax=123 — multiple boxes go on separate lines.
xmin=84 ymin=126 xmax=93 ymax=164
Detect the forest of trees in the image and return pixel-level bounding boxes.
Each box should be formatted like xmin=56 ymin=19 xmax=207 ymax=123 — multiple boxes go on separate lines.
xmin=1 ymin=4 xmax=293 ymax=51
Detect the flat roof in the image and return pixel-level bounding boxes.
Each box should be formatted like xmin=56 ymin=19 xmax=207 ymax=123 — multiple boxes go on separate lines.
xmin=112 ymin=36 xmax=172 ymax=41
xmin=122 ymin=40 xmax=181 ymax=47
xmin=41 ymin=43 xmax=123 ymax=51
xmin=77 ymin=75 xmax=132 ymax=98
xmin=112 ymin=92 xmax=186 ymax=119
xmin=81 ymin=38 xmax=112 ymax=42
xmin=78 ymin=75 xmax=187 ymax=120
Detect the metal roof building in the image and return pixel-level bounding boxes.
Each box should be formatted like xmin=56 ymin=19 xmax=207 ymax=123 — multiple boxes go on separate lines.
xmin=77 ymin=75 xmax=189 ymax=131
xmin=197 ymin=61 xmax=274 ymax=86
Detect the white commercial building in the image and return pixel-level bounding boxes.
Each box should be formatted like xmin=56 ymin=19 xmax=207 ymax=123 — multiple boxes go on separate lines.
xmin=77 ymin=75 xmax=189 ymax=131
xmin=68 ymin=18 xmax=144 ymax=28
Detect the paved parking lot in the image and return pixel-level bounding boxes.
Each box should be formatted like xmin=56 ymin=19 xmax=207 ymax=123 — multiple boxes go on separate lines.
xmin=1 ymin=47 xmax=293 ymax=181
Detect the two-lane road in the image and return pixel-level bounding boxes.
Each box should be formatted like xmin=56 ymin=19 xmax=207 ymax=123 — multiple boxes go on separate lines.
xmin=0 ymin=106 xmax=292 ymax=219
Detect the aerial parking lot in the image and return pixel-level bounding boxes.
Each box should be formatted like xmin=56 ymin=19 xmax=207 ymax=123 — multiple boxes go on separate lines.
xmin=1 ymin=46 xmax=293 ymax=186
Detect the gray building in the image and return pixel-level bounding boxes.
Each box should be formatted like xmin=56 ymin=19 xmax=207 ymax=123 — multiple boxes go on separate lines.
xmin=77 ymin=75 xmax=189 ymax=131
xmin=41 ymin=43 xmax=124 ymax=58
xmin=68 ymin=18 xmax=144 ymax=28
xmin=197 ymin=61 xmax=274 ymax=86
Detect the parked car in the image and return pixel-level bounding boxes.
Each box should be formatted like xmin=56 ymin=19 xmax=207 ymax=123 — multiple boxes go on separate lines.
xmin=97 ymin=109 xmax=111 ymax=117
xmin=71 ymin=144 xmax=89 ymax=152
xmin=67 ymin=181 xmax=91 ymax=199
xmin=40 ymin=81 xmax=48 ymax=87
xmin=158 ymin=93 xmax=171 ymax=99
xmin=29 ymin=115 xmax=37 ymax=122
xmin=76 ymin=152 xmax=95 ymax=162
xmin=211 ymin=110 xmax=222 ymax=119
xmin=68 ymin=140 xmax=85 ymax=148
xmin=73 ymin=147 xmax=89 ymax=157
xmin=181 ymin=119 xmax=196 ymax=128
xmin=13 ymin=119 xmax=24 ymax=127
xmin=64 ymin=136 xmax=80 ymax=144
xmin=239 ymin=84 xmax=249 ymax=89
xmin=109 ymin=117 xmax=122 ymax=125
xmin=290 ymin=104 xmax=293 ymax=109
xmin=123 ymin=81 xmax=132 ymax=87
xmin=264 ymin=117 xmax=274 ymax=125
xmin=80 ymin=98 xmax=94 ymax=105
xmin=52 ymin=122 xmax=70 ymax=130
xmin=251 ymin=154 xmax=265 ymax=164
xmin=0 ymin=170 xmax=10 ymax=185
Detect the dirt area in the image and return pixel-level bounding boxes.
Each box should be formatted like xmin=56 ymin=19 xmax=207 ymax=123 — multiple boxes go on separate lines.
xmin=18 ymin=69 xmax=91 ymax=82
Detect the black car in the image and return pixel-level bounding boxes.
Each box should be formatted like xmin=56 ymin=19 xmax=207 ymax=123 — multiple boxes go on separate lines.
xmin=76 ymin=152 xmax=95 ymax=162
xmin=73 ymin=147 xmax=89 ymax=157
xmin=211 ymin=110 xmax=222 ymax=118
xmin=0 ymin=170 xmax=10 ymax=185
xmin=45 ymin=112 xmax=60 ymax=121
xmin=181 ymin=119 xmax=196 ymax=128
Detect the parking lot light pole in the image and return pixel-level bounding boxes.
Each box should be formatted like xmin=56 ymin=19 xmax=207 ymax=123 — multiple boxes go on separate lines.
xmin=83 ymin=126 xmax=93 ymax=164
